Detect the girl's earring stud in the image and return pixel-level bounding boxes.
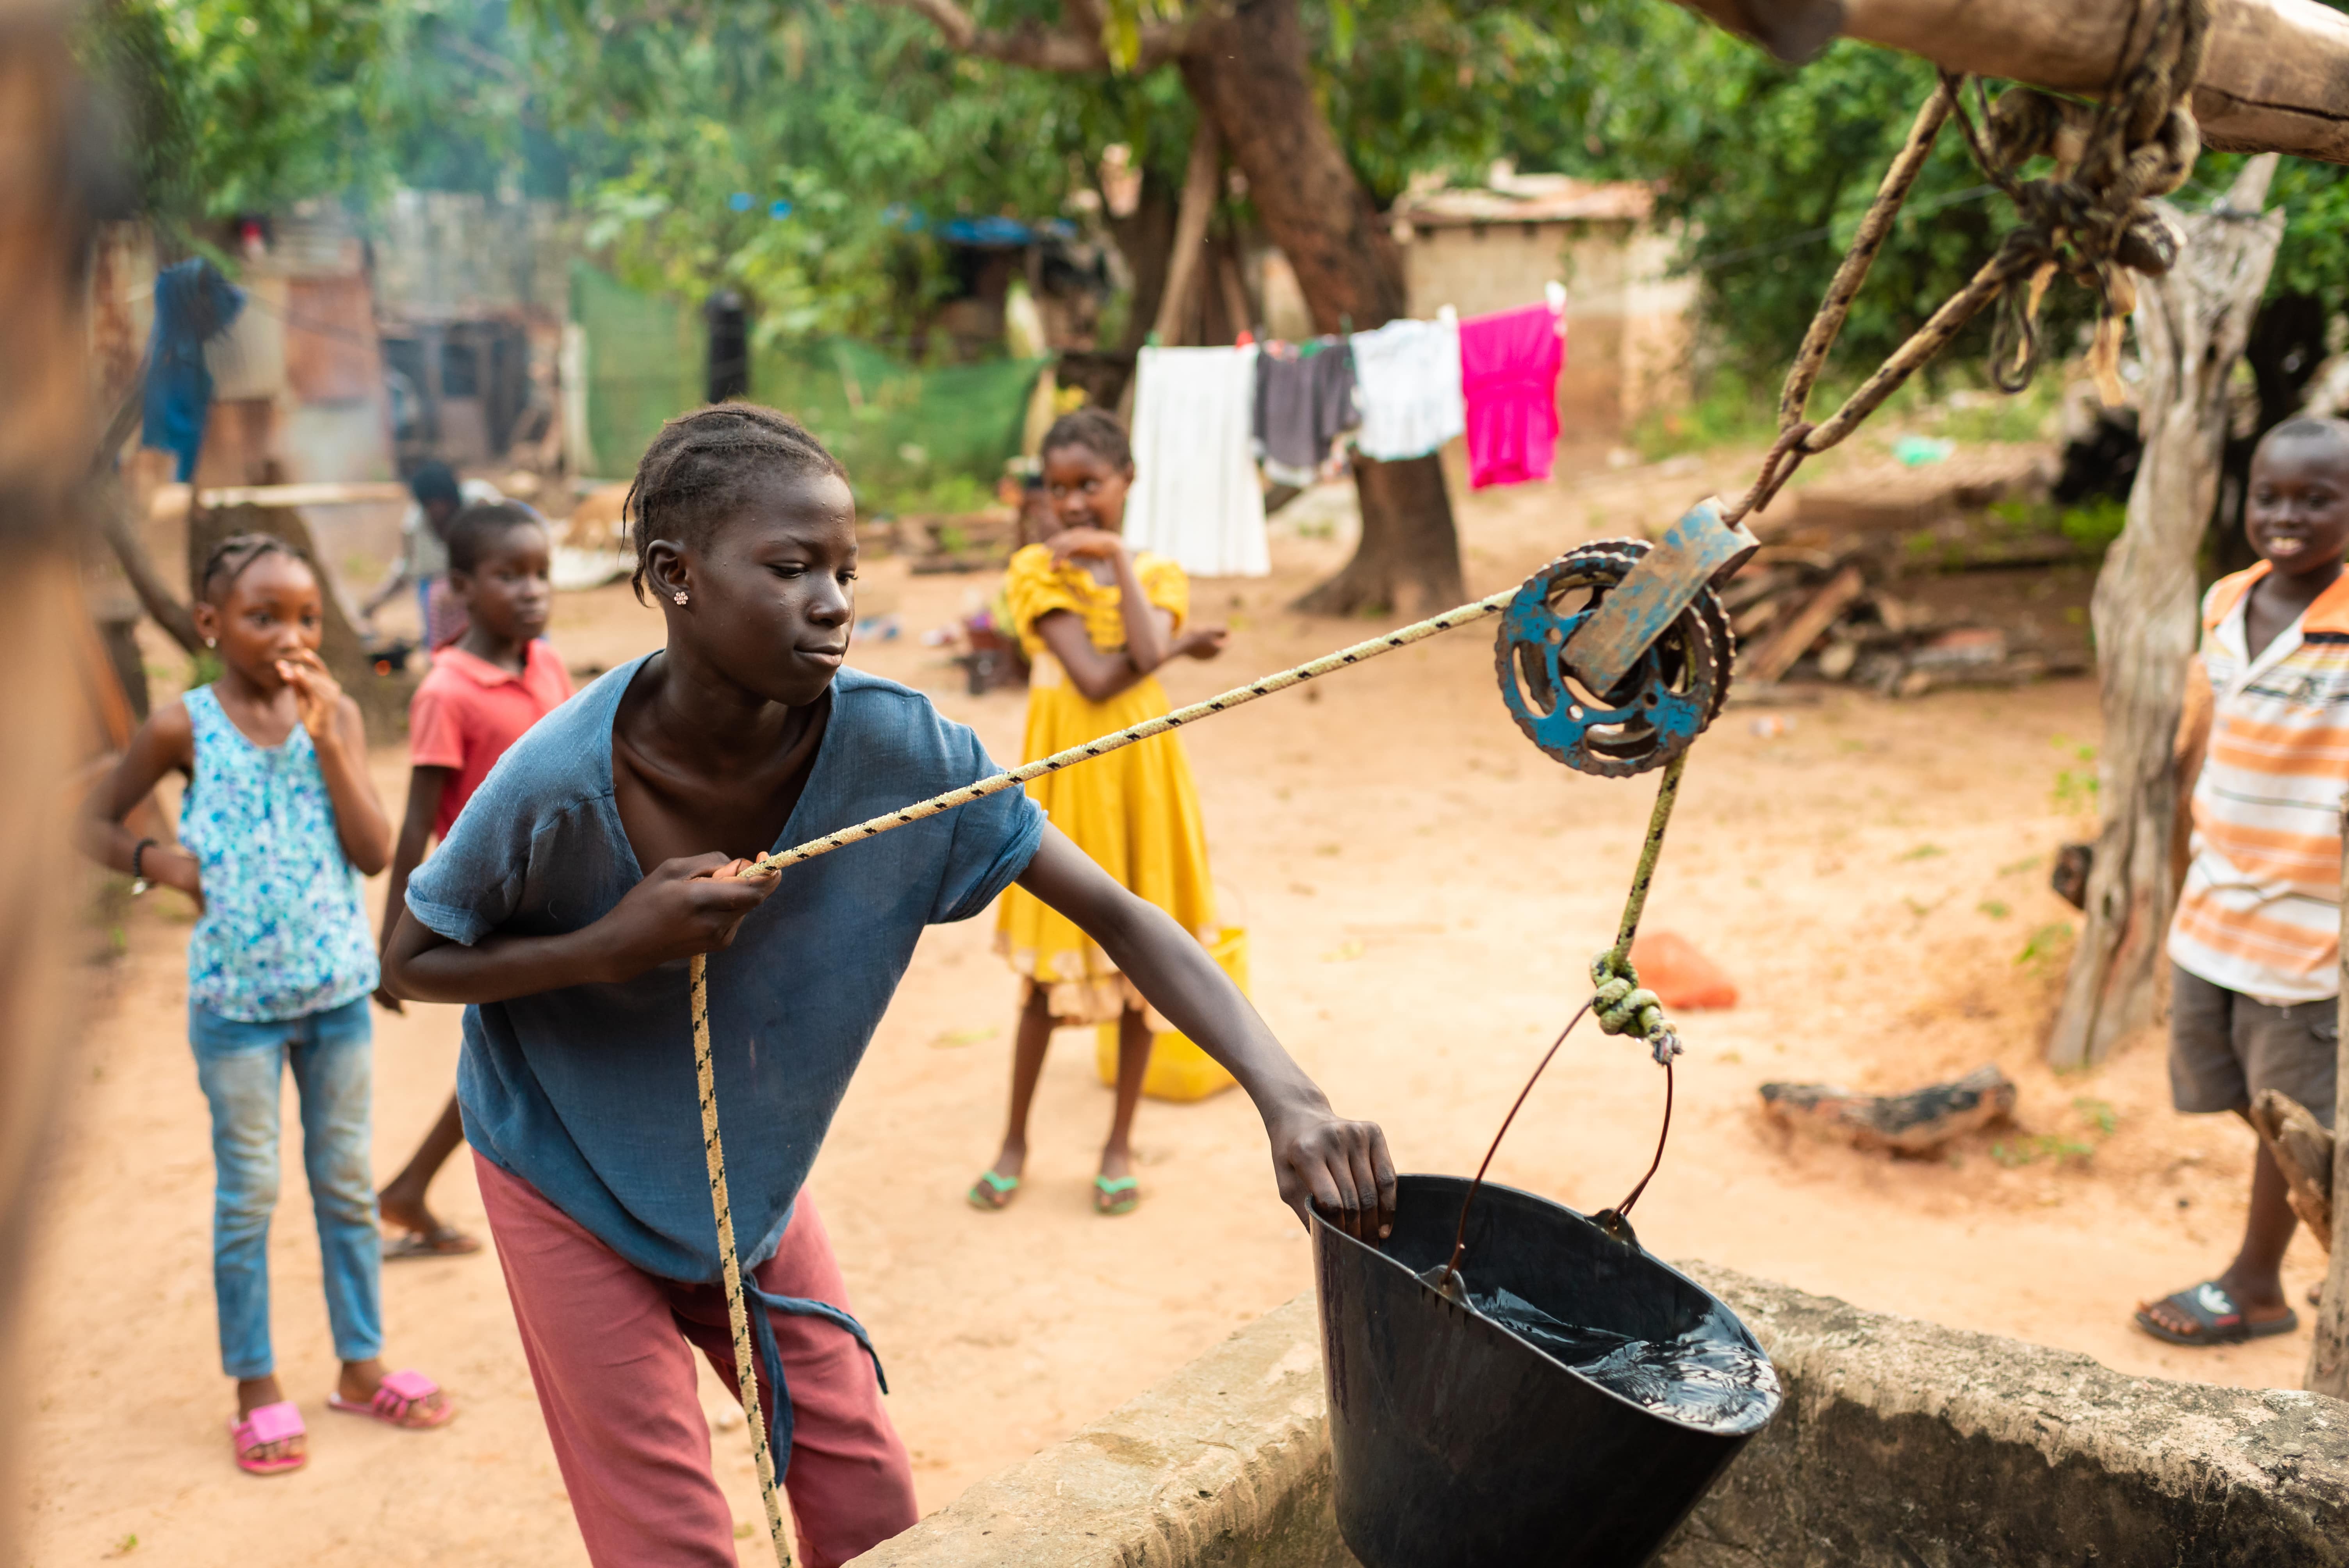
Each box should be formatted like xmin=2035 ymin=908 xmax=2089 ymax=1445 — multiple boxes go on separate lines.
xmin=672 ymin=590 xmax=689 ymax=606
xmin=204 ymin=636 xmax=217 ymax=648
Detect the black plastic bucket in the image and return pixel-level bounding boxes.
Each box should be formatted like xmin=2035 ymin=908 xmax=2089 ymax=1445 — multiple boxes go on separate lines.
xmin=1314 ymin=1174 xmax=1780 ymax=1568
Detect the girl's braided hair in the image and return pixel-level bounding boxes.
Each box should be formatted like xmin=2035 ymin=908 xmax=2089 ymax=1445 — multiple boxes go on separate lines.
xmin=1039 ymin=407 xmax=1132 ymax=472
xmin=623 ymin=403 xmax=849 ymax=602
xmin=198 ymin=532 xmax=313 ymax=604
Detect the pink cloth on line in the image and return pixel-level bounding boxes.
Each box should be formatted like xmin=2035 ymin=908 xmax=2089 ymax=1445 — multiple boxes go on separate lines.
xmin=475 ymin=1152 xmax=918 ymax=1568
xmin=1459 ymin=303 xmax=1565 ymax=490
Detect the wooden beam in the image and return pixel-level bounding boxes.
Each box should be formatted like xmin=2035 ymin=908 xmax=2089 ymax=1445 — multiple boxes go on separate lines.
xmin=1678 ymin=0 xmax=2349 ymax=166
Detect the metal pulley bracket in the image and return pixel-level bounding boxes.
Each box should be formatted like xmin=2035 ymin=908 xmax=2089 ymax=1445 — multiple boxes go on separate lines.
xmin=1494 ymin=498 xmax=1748 ymax=779
xmin=1564 ymin=498 xmax=1757 ymax=695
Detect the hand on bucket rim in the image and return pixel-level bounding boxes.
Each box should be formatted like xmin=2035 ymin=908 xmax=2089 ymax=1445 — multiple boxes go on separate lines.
xmin=1270 ymin=1102 xmax=1396 ymax=1240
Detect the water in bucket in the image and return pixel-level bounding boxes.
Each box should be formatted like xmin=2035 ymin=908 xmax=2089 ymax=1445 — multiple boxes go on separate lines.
xmin=1466 ymin=1283 xmax=1778 ymax=1435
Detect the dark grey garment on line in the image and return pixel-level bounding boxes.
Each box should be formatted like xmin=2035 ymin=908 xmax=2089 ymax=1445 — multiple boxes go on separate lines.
xmin=1253 ymin=340 xmax=1358 ymax=486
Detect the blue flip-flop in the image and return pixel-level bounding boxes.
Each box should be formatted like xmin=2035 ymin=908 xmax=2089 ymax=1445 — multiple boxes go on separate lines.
xmin=2134 ymin=1280 xmax=2298 ymax=1346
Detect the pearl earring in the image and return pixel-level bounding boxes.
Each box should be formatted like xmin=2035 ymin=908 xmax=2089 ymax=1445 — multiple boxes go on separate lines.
xmin=672 ymin=590 xmax=689 ymax=606
xmin=204 ymin=636 xmax=217 ymax=649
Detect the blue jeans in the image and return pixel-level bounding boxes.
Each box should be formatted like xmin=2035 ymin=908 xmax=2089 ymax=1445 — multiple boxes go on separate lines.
xmin=189 ymin=995 xmax=382 ymax=1379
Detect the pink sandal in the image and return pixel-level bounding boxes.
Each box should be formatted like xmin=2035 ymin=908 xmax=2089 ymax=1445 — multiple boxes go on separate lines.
xmin=327 ymin=1368 xmax=455 ymax=1430
xmin=230 ymin=1400 xmax=308 ymax=1476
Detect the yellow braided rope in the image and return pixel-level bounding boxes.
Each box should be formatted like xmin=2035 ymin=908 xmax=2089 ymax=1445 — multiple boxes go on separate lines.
xmin=693 ymin=580 xmax=1517 ymax=1565
xmin=739 ymin=582 xmax=1522 ymax=878
xmin=693 ymin=953 xmax=793 ymax=1568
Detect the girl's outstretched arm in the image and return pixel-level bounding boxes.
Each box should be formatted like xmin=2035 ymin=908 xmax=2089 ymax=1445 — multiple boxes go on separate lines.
xmin=82 ymin=699 xmax=204 ymax=904
xmin=1015 ymin=825 xmax=1396 ymax=1240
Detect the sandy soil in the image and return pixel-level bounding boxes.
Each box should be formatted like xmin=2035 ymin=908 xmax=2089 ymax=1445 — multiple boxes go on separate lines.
xmin=17 ymin=455 xmax=2322 ymax=1565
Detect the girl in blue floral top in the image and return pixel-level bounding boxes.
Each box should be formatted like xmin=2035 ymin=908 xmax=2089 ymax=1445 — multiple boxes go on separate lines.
xmin=88 ymin=534 xmax=453 ymax=1477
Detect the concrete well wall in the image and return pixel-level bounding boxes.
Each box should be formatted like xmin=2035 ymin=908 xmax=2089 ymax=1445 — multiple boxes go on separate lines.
xmin=850 ymin=1270 xmax=2349 ymax=1568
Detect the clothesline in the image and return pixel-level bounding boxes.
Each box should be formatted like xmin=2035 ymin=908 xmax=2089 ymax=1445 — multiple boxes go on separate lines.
xmin=1122 ymin=290 xmax=1570 ymax=579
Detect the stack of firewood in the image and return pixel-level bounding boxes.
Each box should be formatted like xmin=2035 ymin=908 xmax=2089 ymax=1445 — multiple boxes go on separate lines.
xmin=1713 ymin=444 xmax=2096 ymax=697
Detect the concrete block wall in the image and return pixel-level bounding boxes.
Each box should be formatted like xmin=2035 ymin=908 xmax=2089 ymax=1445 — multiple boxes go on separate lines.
xmin=851 ymin=1270 xmax=2349 ymax=1568
xmin=1668 ymin=1264 xmax=2349 ymax=1567
xmin=848 ymin=1294 xmax=1351 ymax=1568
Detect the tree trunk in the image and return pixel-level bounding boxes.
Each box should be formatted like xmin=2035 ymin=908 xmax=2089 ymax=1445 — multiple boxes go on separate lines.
xmin=1151 ymin=118 xmax=1221 ymax=348
xmin=2046 ymin=157 xmax=2284 ymax=1071
xmin=0 ymin=8 xmax=102 ymax=1560
xmin=1180 ymin=0 xmax=1465 ymax=615
xmin=1108 ymin=167 xmax=1178 ymax=358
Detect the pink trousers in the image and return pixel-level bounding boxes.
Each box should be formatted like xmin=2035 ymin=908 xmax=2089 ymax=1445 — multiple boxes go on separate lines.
xmin=475 ymin=1152 xmax=919 ymax=1567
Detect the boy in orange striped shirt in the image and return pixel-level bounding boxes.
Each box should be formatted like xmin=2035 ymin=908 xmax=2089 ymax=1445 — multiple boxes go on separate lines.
xmin=2140 ymin=418 xmax=2349 ymax=1347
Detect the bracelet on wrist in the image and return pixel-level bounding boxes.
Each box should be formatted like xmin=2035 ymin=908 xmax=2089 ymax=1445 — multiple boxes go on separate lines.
xmin=130 ymin=837 xmax=160 ymax=896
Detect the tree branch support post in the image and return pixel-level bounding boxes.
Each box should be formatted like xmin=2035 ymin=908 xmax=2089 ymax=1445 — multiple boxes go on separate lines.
xmin=2047 ymin=157 xmax=2284 ymax=1070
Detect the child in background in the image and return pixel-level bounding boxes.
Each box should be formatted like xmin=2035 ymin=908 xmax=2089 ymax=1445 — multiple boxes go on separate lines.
xmin=2140 ymin=417 xmax=2349 ymax=1346
xmin=372 ymin=501 xmax=572 ymax=1259
xmin=380 ymin=404 xmax=1390 ymax=1567
xmin=87 ymin=535 xmax=454 ymax=1477
xmin=361 ymin=462 xmax=503 ymax=650
xmin=971 ymin=410 xmax=1229 ymax=1217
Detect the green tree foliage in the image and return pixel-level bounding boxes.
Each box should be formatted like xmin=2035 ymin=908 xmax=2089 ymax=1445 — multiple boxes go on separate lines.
xmin=520 ymin=0 xmax=1175 ymax=341
xmin=1478 ymin=2 xmax=2349 ymax=387
xmin=80 ymin=0 xmax=396 ymax=227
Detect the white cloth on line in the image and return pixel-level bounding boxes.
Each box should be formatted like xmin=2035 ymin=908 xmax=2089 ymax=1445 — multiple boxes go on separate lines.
xmin=1349 ymin=317 xmax=1464 ymax=461
xmin=1123 ymin=345 xmax=1270 ymax=579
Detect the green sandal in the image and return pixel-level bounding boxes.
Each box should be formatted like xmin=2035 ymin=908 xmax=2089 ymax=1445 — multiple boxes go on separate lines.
xmin=1093 ymin=1175 xmax=1140 ymax=1217
xmin=968 ymin=1170 xmax=1020 ymax=1211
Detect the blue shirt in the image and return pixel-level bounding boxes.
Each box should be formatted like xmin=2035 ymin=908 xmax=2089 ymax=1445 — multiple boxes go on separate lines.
xmin=406 ymin=658 xmax=1045 ymax=1285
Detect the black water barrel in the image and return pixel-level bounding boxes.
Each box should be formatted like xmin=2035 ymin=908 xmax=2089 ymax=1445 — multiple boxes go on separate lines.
xmin=1314 ymin=1174 xmax=1778 ymax=1568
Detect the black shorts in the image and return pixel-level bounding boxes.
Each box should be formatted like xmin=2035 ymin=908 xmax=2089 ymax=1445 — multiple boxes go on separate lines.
xmin=2169 ymin=964 xmax=2337 ymax=1128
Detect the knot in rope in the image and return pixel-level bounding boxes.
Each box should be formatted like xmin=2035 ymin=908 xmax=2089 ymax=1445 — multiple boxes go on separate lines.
xmin=1725 ymin=0 xmax=2213 ymax=534
xmin=1955 ymin=0 xmax=2209 ymax=398
xmin=1591 ymin=951 xmax=1681 ymax=1066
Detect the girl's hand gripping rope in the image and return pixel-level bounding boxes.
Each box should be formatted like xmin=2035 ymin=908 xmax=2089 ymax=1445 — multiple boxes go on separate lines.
xmin=1592 ymin=952 xmax=1682 ymax=1066
xmin=596 ymin=855 xmax=782 ymax=979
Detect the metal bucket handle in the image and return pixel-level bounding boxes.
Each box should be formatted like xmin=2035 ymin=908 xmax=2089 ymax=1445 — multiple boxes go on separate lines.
xmin=1424 ymin=1004 xmax=1675 ymax=1304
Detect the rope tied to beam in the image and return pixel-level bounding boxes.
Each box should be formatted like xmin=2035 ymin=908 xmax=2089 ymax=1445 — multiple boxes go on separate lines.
xmin=1723 ymin=0 xmax=2212 ymax=527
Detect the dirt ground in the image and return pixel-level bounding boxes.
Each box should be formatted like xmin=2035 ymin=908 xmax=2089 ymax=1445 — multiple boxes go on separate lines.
xmin=17 ymin=454 xmax=2325 ymax=1565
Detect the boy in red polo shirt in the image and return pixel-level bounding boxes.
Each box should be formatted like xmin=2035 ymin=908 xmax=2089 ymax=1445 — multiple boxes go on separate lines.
xmin=372 ymin=501 xmax=573 ymax=1258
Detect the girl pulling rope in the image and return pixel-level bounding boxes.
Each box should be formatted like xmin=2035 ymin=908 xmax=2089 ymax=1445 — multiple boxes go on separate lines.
xmin=379 ymin=404 xmax=1395 ymax=1568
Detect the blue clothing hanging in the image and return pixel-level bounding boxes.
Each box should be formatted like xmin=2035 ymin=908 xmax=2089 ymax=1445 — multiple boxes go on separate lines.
xmin=142 ymin=258 xmax=245 ymax=481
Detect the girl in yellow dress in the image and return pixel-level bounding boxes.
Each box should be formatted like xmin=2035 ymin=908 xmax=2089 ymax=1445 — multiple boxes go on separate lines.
xmin=972 ymin=410 xmax=1227 ymax=1215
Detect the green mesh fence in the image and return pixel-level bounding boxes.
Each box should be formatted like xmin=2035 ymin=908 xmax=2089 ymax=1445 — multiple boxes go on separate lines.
xmin=571 ymin=266 xmax=1046 ymax=506
xmin=570 ymin=262 xmax=704 ymax=478
xmin=755 ymin=337 xmax=1047 ymax=510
